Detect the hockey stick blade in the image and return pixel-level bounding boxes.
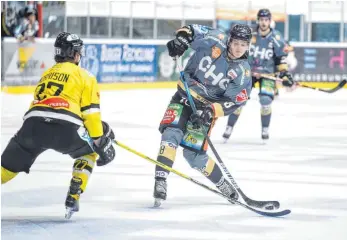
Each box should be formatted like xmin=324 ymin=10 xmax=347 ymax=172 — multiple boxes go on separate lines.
xmin=114 ymin=140 xmax=291 ymax=217
xmin=232 ymin=199 xmax=290 ymax=217
xmin=299 ymin=79 xmax=346 ymax=93
xmin=238 ymin=190 xmax=280 ymax=210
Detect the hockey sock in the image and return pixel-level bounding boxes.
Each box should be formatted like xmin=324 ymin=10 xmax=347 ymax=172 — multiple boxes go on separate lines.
xmin=1 ymin=166 xmax=18 ymax=184
xmin=71 ymin=152 xmax=97 ymax=192
xmin=261 ymin=104 xmax=272 ymax=128
xmin=155 ymin=141 xmax=178 ymax=179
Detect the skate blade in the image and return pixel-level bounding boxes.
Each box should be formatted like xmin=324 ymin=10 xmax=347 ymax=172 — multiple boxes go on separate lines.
xmin=153 ymin=198 xmax=162 ymax=208
xmin=65 ymin=207 xmax=76 ymax=219
xmin=222 ymin=137 xmax=229 ymax=144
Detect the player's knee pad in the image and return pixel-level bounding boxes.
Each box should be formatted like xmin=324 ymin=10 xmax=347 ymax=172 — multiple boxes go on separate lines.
xmin=233 ymin=107 xmax=243 ymax=116
xmin=158 ymin=140 xmax=178 ymax=164
xmin=259 ymin=95 xmax=273 ymax=105
xmin=1 ymin=166 xmax=18 ymax=184
xmin=183 ymin=149 xmax=208 ymax=170
xmin=72 ymin=152 xmax=98 ymax=192
xmin=156 ymin=140 xmax=178 ymax=178
xmin=156 ymin=128 xmax=182 ymax=178
xmin=259 ymin=96 xmax=272 ymax=116
xmin=161 ymin=127 xmax=184 ymax=145
xmin=261 ymin=104 xmax=272 ymax=116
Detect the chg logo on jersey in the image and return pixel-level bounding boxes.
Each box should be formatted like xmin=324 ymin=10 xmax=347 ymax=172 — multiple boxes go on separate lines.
xmin=198 ymin=56 xmax=229 ymax=90
xmin=250 ymin=46 xmax=274 ymax=60
xmin=236 ymin=89 xmax=248 ymax=103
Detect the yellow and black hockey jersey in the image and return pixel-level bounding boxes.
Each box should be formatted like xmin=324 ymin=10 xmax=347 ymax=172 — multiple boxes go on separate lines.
xmin=24 ymin=62 xmax=103 ymax=138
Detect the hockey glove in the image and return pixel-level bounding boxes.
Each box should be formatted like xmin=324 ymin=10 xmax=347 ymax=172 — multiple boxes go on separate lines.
xmin=102 ymin=121 xmax=115 ymax=140
xmin=94 ymin=136 xmax=116 ymax=166
xmin=190 ymin=105 xmax=214 ymax=129
xmin=167 ymin=27 xmax=193 ymax=57
xmin=279 ymin=71 xmax=295 ymax=87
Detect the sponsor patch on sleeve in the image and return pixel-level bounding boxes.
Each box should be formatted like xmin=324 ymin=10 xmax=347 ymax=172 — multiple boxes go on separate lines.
xmin=228 ymin=69 xmax=238 ymax=80
xmin=211 ymin=46 xmax=221 ymax=59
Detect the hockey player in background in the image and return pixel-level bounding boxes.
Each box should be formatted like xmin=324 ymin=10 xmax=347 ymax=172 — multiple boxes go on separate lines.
xmin=153 ymin=24 xmax=252 ymax=206
xmin=223 ymin=9 xmax=295 ymax=141
xmin=1 ymin=32 xmax=116 ymax=218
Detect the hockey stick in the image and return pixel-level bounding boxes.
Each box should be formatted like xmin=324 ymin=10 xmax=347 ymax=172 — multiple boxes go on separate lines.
xmin=113 ymin=139 xmax=290 ymax=217
xmin=258 ymin=73 xmax=347 ymax=94
xmin=175 ymin=57 xmax=281 ymax=210
xmin=299 ymin=79 xmax=346 ymax=93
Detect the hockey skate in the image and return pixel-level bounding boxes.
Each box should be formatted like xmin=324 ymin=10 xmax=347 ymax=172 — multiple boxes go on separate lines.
xmin=65 ymin=177 xmax=82 ymax=219
xmin=216 ymin=177 xmax=239 ymax=204
xmin=153 ymin=178 xmax=167 ymax=207
xmin=261 ymin=127 xmax=269 ymax=142
xmin=222 ymin=126 xmax=233 ymax=143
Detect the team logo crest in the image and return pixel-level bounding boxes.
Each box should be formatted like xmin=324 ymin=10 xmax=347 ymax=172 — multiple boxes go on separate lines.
xmin=211 ymin=46 xmax=221 ymax=59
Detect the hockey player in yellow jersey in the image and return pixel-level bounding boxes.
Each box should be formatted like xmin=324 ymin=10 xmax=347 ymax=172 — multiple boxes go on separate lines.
xmin=1 ymin=32 xmax=116 ymax=219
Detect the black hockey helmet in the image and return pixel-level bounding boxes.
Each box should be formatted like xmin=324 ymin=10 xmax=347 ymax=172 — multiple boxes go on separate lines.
xmin=229 ymin=24 xmax=252 ymax=43
xmin=257 ymin=9 xmax=272 ymax=20
xmin=54 ymin=32 xmax=84 ymax=63
xmin=25 ymin=8 xmax=36 ymax=17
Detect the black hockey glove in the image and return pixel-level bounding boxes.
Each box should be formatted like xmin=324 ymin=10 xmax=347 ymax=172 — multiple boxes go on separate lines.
xmin=94 ymin=121 xmax=116 ymax=166
xmin=166 ymin=27 xmax=193 ymax=57
xmin=94 ymin=136 xmax=115 ymax=166
xmin=190 ymin=105 xmax=214 ymax=129
xmin=279 ymin=71 xmax=295 ymax=87
xmin=102 ymin=121 xmax=115 ymax=140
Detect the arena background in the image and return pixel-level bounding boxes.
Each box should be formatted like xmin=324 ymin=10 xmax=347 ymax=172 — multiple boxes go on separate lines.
xmin=1 ymin=0 xmax=346 ymax=93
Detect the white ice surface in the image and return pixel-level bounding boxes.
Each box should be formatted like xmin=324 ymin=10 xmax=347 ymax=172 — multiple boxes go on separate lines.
xmin=1 ymin=88 xmax=347 ymax=240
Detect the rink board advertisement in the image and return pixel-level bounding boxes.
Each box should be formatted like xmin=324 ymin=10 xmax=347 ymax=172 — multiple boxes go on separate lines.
xmin=1 ymin=38 xmax=347 ymax=88
xmin=290 ymin=46 xmax=347 ymax=82
xmin=80 ymin=44 xmax=158 ymax=82
xmin=2 ymin=39 xmax=159 ymax=85
xmin=156 ymin=46 xmax=194 ymax=81
xmin=1 ymin=40 xmax=55 ymax=86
